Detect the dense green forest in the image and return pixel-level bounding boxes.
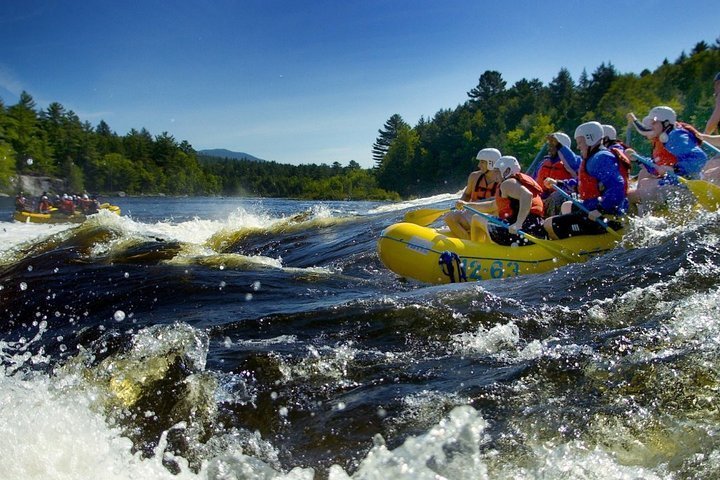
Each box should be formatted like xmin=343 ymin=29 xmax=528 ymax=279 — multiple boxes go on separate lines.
xmin=0 ymin=93 xmax=398 ymax=200
xmin=0 ymin=39 xmax=718 ymax=200
xmin=198 ymin=156 xmax=398 ymax=200
xmin=374 ymin=39 xmax=720 ymax=197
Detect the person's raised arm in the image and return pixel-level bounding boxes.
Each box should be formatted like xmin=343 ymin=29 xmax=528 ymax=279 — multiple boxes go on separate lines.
xmin=704 ymin=94 xmax=720 ymax=134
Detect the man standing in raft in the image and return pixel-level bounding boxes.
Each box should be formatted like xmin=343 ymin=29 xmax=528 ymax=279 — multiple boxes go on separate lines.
xmin=445 ymin=148 xmax=502 ymax=239
xmin=469 ymin=155 xmax=546 ymax=245
xmin=544 ymin=121 xmax=629 ymax=239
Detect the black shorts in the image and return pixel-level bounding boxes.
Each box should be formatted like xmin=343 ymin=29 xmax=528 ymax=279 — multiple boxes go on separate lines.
xmin=550 ymin=213 xmax=622 ymax=239
xmin=488 ymin=214 xmax=546 ymax=246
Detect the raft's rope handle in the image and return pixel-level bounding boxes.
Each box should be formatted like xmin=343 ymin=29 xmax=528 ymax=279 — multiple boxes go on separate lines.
xmin=438 ymin=251 xmax=467 ymax=283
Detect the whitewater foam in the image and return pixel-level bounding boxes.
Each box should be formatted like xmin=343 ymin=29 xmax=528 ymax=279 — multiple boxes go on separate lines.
xmin=367 ymin=192 xmax=458 ymax=215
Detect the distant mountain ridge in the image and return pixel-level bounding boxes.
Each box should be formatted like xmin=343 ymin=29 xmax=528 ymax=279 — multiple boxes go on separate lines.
xmin=198 ymin=149 xmax=265 ymax=162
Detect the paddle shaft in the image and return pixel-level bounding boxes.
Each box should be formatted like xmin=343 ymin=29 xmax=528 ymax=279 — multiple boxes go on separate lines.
xmin=703 ymin=141 xmax=720 ymax=155
xmin=631 ymin=153 xmax=676 ymax=179
xmin=525 ymin=142 xmax=549 ymax=179
xmin=463 ymin=206 xmax=576 ymax=261
xmin=551 ymin=185 xmax=623 ymax=240
xmin=631 ymin=152 xmax=720 ymax=210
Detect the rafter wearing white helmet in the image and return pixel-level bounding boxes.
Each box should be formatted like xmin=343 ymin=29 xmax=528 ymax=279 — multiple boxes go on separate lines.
xmin=602 ymin=125 xmax=617 ymax=141
xmin=475 ymin=148 xmax=502 ymax=169
xmin=574 ymin=121 xmax=604 ymax=148
xmin=648 ymin=106 xmax=676 ymax=126
xmin=494 ymin=155 xmax=521 ymax=179
xmin=549 ymin=132 xmax=571 ymax=149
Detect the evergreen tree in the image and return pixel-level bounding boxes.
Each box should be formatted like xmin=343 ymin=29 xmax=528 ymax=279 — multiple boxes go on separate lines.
xmin=6 ymin=91 xmax=54 ymax=174
xmin=95 ymin=120 xmax=122 ymax=157
xmin=0 ymin=99 xmax=16 ymax=188
xmin=376 ymin=123 xmax=418 ymax=196
xmin=691 ymin=41 xmax=709 ymax=55
xmin=467 ymin=70 xmax=508 ymax=141
xmin=0 ymin=142 xmax=16 ymax=190
xmin=372 ymin=114 xmax=408 ymax=167
xmin=586 ymin=62 xmax=619 ymax=115
xmin=548 ymin=68 xmax=576 ymax=131
xmin=467 ymin=70 xmax=507 ymax=105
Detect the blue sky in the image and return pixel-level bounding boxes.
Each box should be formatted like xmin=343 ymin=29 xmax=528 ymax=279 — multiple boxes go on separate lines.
xmin=1 ymin=1 xmax=718 ymax=168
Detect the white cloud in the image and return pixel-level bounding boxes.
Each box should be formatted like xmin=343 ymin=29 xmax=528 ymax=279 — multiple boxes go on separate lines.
xmin=0 ymin=64 xmax=24 ymax=97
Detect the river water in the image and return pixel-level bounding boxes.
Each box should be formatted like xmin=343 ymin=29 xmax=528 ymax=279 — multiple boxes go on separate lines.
xmin=0 ymin=194 xmax=719 ymax=479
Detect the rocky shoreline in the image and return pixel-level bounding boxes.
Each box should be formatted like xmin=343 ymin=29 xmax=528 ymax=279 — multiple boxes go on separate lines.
xmin=13 ymin=175 xmax=66 ymax=197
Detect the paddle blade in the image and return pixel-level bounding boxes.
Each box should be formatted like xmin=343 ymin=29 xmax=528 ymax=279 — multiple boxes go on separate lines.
xmin=403 ymin=208 xmax=449 ymax=226
xmin=681 ymin=178 xmax=720 ymax=211
xmin=521 ymin=233 xmax=577 ymax=262
xmin=603 ymin=225 xmax=623 ymax=240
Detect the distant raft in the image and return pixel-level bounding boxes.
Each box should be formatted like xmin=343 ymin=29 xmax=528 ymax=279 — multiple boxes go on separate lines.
xmin=377 ymin=221 xmax=622 ymax=284
xmin=13 ymin=203 xmax=121 ymax=224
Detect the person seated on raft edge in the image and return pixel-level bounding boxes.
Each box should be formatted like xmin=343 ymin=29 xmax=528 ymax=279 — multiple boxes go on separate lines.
xmin=626 ymin=105 xmax=708 ymax=212
xmin=699 ymin=133 xmax=720 ymax=184
xmin=602 ymin=124 xmax=629 ymax=153
xmin=444 ymin=147 xmax=502 ymax=239
xmin=37 ymin=195 xmax=51 ymax=214
xmin=15 ymin=192 xmax=28 ymax=212
xmin=78 ymin=194 xmax=100 ymax=214
xmin=468 ymin=155 xmax=547 ymax=246
xmin=58 ymin=194 xmax=76 ymax=215
xmin=704 ymin=71 xmax=720 ymax=136
xmin=701 ymin=73 xmax=720 ymax=184
xmin=534 ymin=132 xmax=579 ymax=217
xmin=544 ymin=121 xmax=629 ymax=240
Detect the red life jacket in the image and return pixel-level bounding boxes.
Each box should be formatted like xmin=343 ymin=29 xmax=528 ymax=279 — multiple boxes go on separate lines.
xmin=495 ymin=173 xmax=545 ymax=221
xmin=653 ymin=122 xmax=703 ymax=167
xmin=470 ymin=172 xmax=498 ymax=201
xmin=652 ymin=137 xmax=676 ymax=167
xmin=536 ymin=157 xmax=574 ymax=193
xmin=578 ymin=148 xmax=631 ymax=199
xmin=60 ymin=199 xmax=75 ymax=214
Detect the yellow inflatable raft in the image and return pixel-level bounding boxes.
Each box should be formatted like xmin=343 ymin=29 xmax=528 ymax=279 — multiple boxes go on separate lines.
xmin=13 ymin=203 xmax=121 ymax=224
xmin=377 ymin=222 xmax=622 ymax=284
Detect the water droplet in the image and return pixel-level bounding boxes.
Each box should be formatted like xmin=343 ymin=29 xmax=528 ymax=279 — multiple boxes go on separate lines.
xmin=270 ymin=391 xmax=278 ymax=400
xmin=27 ymin=265 xmax=33 ymax=272
xmin=279 ymin=406 xmax=288 ymax=417
xmin=19 ymin=282 xmax=27 ymax=291
xmin=336 ymin=402 xmax=346 ymax=411
xmin=124 ymin=272 xmax=129 ymax=278
xmin=113 ymin=310 xmax=126 ymax=322
xmin=219 ymin=281 xmax=226 ymax=289
xmin=245 ymin=293 xmax=253 ymax=301
xmin=252 ymin=281 xmax=261 ymax=291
